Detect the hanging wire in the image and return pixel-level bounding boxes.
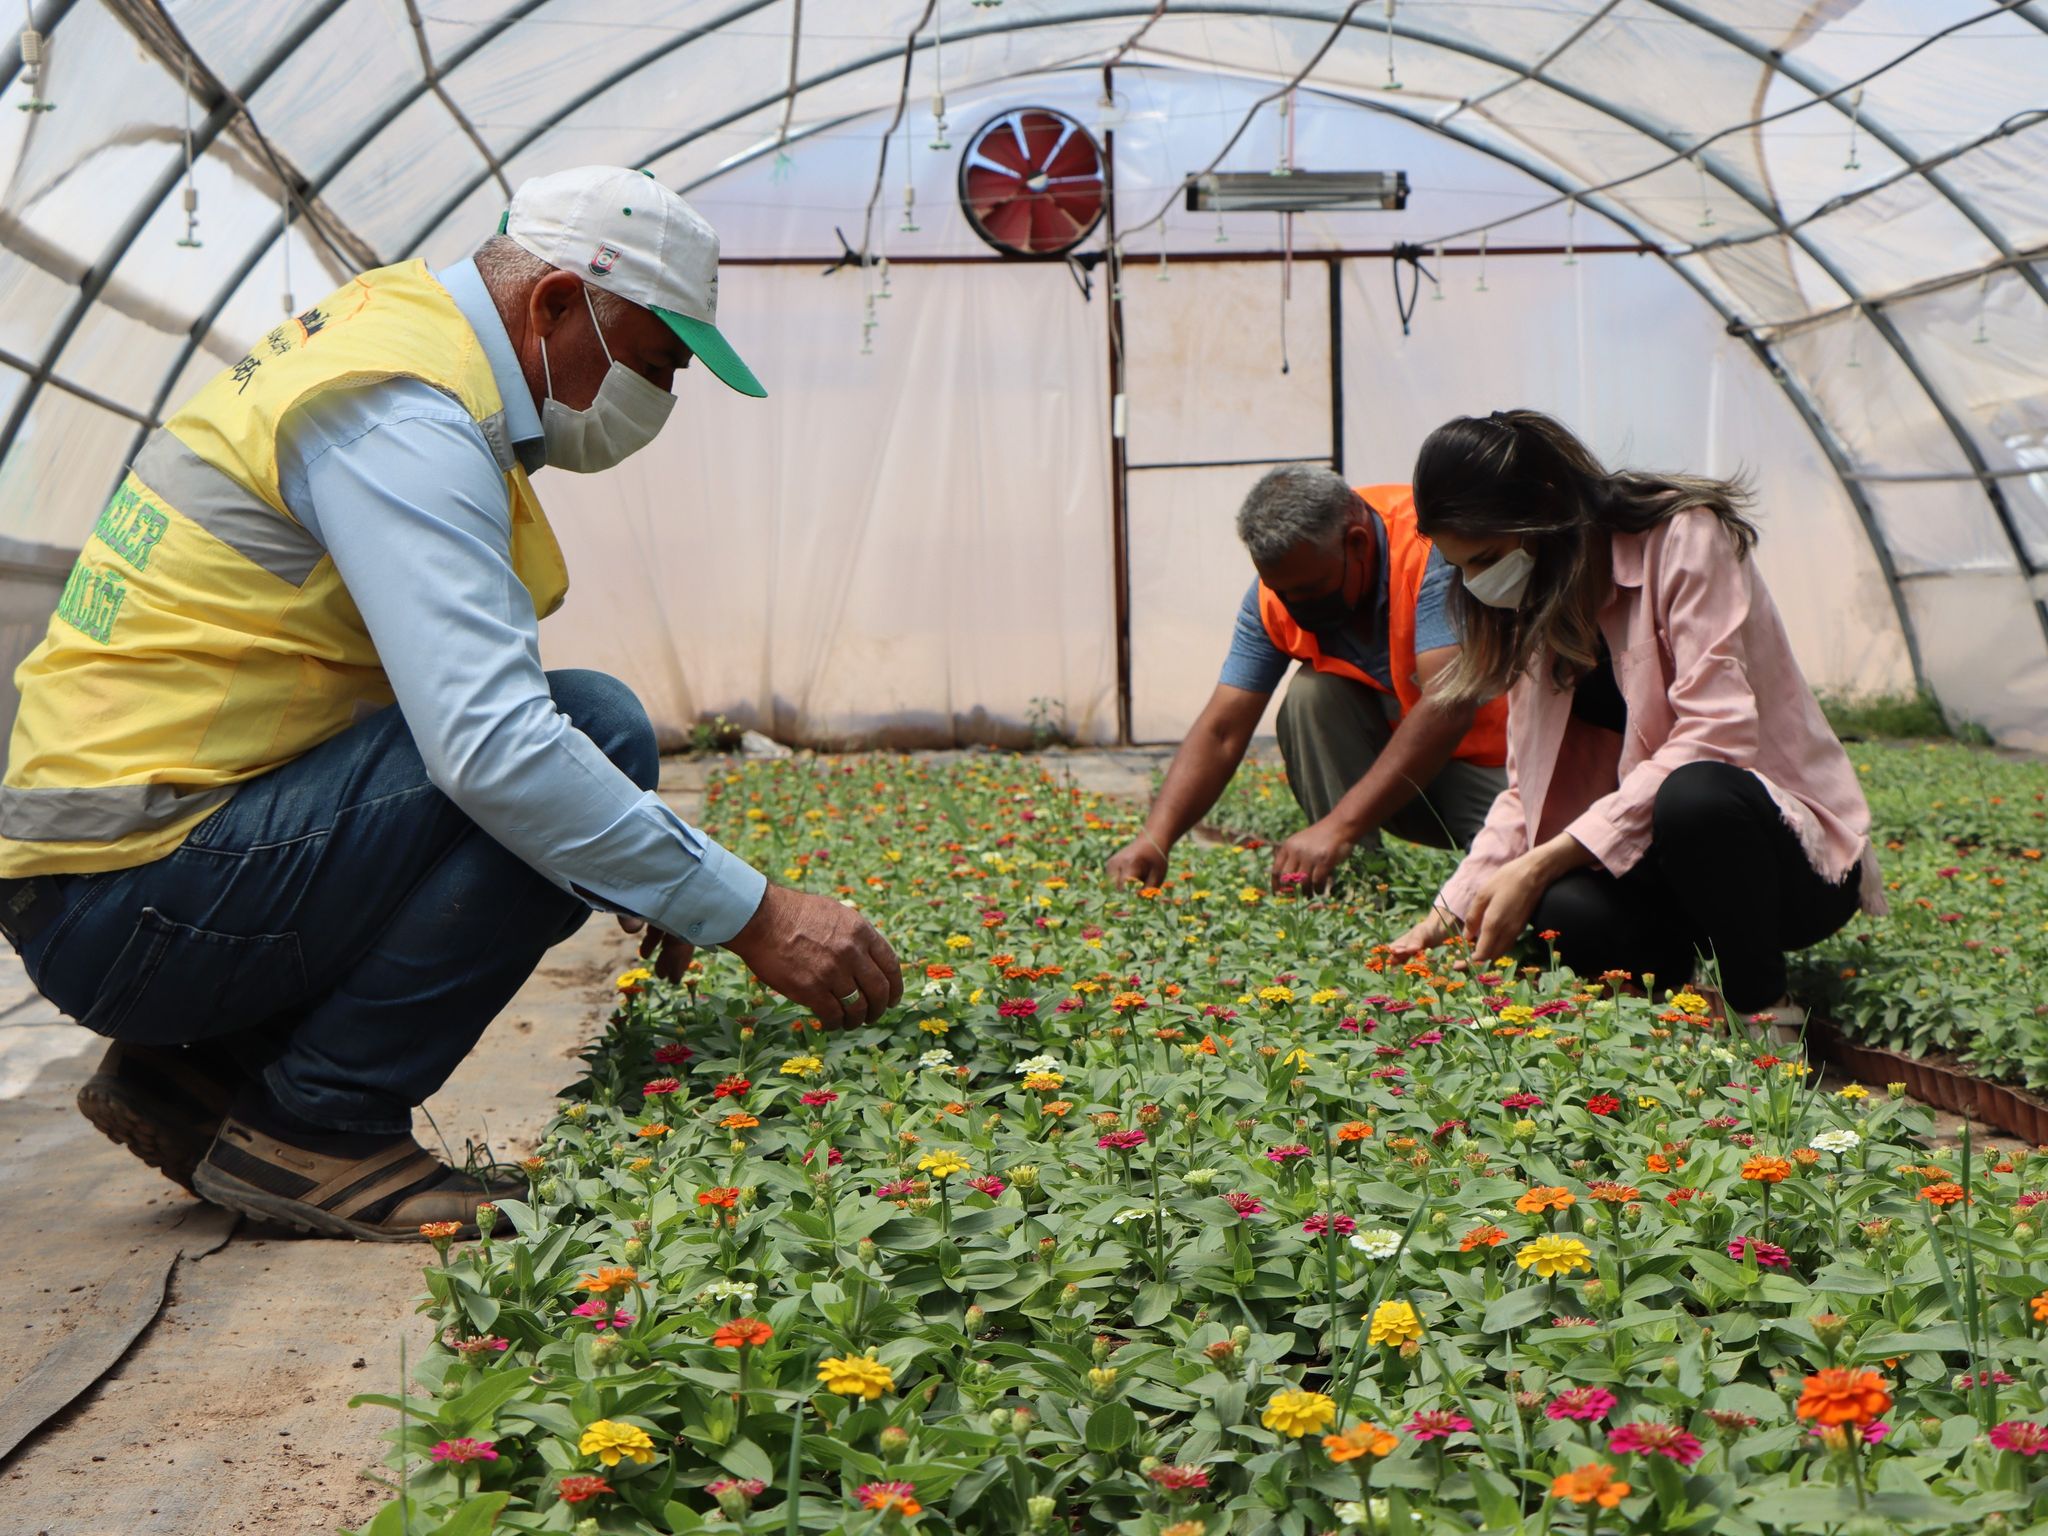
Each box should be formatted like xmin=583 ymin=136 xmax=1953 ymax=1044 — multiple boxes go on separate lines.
xmin=1475 ymin=229 xmax=1489 ymax=293
xmin=1972 ymin=272 xmax=1990 ymax=345
xmin=176 ymin=54 xmax=201 ymax=248
xmin=1382 ymin=0 xmax=1402 ymax=92
xmin=899 ymin=88 xmax=919 ymax=233
xmin=858 ymin=0 xmax=937 ymax=263
xmin=1694 ymin=152 xmax=1715 ymax=229
xmin=1843 ymin=86 xmax=1864 ymax=172
xmin=1562 ymin=197 xmax=1577 ymax=266
xmin=278 ymin=182 xmax=293 ymax=314
xmin=1431 ymin=240 xmax=1445 ymax=301
xmin=928 ymin=0 xmax=949 ymax=150
xmin=771 ymin=0 xmax=802 ymax=180
xmin=17 ymin=0 xmax=52 ymax=113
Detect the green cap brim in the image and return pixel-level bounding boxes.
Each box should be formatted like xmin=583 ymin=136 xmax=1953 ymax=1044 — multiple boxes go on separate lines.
xmin=654 ymin=307 xmax=766 ymax=399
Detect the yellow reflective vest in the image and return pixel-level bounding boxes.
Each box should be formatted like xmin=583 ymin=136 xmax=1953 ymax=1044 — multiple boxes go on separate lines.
xmin=0 ymin=260 xmax=569 ymax=877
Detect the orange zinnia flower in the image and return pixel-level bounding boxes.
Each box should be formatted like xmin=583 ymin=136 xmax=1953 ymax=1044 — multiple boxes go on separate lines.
xmin=1646 ymin=1152 xmax=1685 ymax=1174
xmin=1460 ymin=1224 xmax=1509 ymax=1250
xmin=635 ymin=1122 xmax=672 ymax=1139
xmin=1740 ymin=1155 xmax=1792 ymax=1183
xmin=578 ymin=1265 xmax=639 ymax=1295
xmin=2031 ymin=1289 xmax=2048 ymax=1324
xmin=1042 ymin=1100 xmax=1073 ymax=1117
xmin=1515 ymin=1185 xmax=1576 ymax=1214
xmin=1918 ymin=1181 xmax=1968 ymax=1207
xmin=712 ymin=1317 xmax=774 ymax=1349
xmin=697 ymin=1186 xmax=740 ymax=1208
xmin=1335 ymin=1121 xmax=1374 ymax=1142
xmin=1550 ymin=1463 xmax=1630 ymax=1508
xmin=1796 ymin=1368 xmax=1892 ymax=1427
xmin=1587 ymin=1182 xmax=1640 ymax=1204
xmin=719 ymin=1112 xmax=761 ymax=1130
xmin=1321 ymin=1421 xmax=1399 ymax=1462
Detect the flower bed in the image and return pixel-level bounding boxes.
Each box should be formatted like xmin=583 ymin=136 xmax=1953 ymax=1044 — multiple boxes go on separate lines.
xmin=352 ymin=755 xmax=2048 ymax=1536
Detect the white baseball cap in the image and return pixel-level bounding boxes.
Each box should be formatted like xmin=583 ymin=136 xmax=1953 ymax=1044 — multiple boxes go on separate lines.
xmin=501 ymin=165 xmax=765 ymax=399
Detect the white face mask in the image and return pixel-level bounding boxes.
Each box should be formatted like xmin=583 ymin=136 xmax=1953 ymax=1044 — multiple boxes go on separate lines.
xmin=539 ymin=287 xmax=676 ymax=473
xmin=1462 ymin=546 xmax=1535 ymax=609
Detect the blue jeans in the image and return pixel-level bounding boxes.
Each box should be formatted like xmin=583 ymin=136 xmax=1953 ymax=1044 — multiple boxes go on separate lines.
xmin=18 ymin=669 xmax=658 ymax=1134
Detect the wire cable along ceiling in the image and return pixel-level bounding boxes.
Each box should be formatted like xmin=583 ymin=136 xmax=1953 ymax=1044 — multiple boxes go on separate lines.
xmin=0 ymin=1 xmax=2044 ymax=744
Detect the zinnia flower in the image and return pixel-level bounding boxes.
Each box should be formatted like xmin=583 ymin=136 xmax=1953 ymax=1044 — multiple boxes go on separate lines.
xmin=1098 ymin=1129 xmax=1147 ymax=1151
xmin=642 ymin=1077 xmax=680 ymax=1097
xmin=712 ymin=1074 xmax=751 ymax=1099
xmin=800 ymin=1089 xmax=839 ymax=1106
xmin=857 ymin=1480 xmax=922 ymax=1515
xmin=716 ymin=1112 xmax=758 ymax=1131
xmin=431 ymin=1437 xmax=497 ymax=1464
xmin=1546 ymin=1387 xmax=1617 ymax=1423
xmin=712 ymin=1317 xmax=773 ymax=1349
xmin=558 ymin=1474 xmax=613 ymax=1504
xmin=1919 ymin=1180 xmax=1968 ymax=1207
xmin=1148 ymin=1464 xmax=1210 ymax=1493
xmin=818 ymin=1352 xmax=896 ymax=1400
xmin=1349 ymin=1228 xmax=1402 ymax=1258
xmin=1989 ymin=1421 xmax=2048 ymax=1455
xmin=579 ymin=1419 xmax=657 ymax=1467
xmin=1302 ymin=1213 xmax=1356 ymax=1237
xmin=1585 ymin=1093 xmax=1621 ymax=1116
xmin=577 ymin=1265 xmax=639 ymax=1295
xmin=1740 ymin=1154 xmax=1792 ymax=1183
xmin=1606 ymin=1420 xmax=1704 ymax=1465
xmin=1265 ymin=1144 xmax=1311 ymax=1164
xmin=1460 ymin=1224 xmax=1508 ymax=1251
xmin=698 ymin=1186 xmax=740 ymax=1209
xmin=1515 ymin=1185 xmax=1576 ymax=1214
xmin=1223 ymin=1192 xmax=1265 ymax=1218
xmin=918 ymin=1150 xmax=971 ymax=1179
xmin=1322 ymin=1421 xmax=1399 ymax=1461
xmin=1811 ymin=1128 xmax=1860 ymax=1156
xmin=1262 ymin=1389 xmax=1338 ymax=1437
xmin=1407 ymin=1409 xmax=1472 ymax=1441
xmin=1795 ymin=1368 xmax=1892 ymax=1428
xmin=1516 ymin=1234 xmax=1593 ymax=1278
xmin=1551 ymin=1462 xmax=1630 ymax=1508
xmin=1727 ymin=1236 xmax=1790 ymax=1269
xmin=1368 ymin=1300 xmax=1422 ymax=1346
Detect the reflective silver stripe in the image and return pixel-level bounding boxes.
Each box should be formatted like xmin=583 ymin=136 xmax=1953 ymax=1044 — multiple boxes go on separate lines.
xmin=0 ymin=782 xmax=235 ymax=843
xmin=130 ymin=431 xmax=327 ymax=586
xmin=475 ymin=409 xmax=516 ymax=474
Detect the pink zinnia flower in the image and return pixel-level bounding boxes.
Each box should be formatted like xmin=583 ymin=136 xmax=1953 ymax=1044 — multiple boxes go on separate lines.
xmin=1265 ymin=1144 xmax=1311 ymax=1164
xmin=1223 ymin=1192 xmax=1265 ymax=1218
xmin=642 ymin=1077 xmax=681 ymax=1097
xmin=431 ymin=1438 xmax=498 ymax=1464
xmin=1809 ymin=1421 xmax=1891 ymax=1445
xmin=1608 ymin=1421 xmax=1705 ymax=1465
xmin=1055 ymin=997 xmax=1081 ymax=1012
xmin=800 ymin=1146 xmax=844 ymax=1167
xmin=653 ymin=1042 xmax=692 ymax=1064
xmin=998 ymin=998 xmax=1039 ymax=1018
xmin=1098 ymin=1129 xmax=1146 ymax=1151
xmin=1147 ymin=1463 xmax=1210 ymax=1493
xmin=876 ymin=1178 xmax=917 ymax=1199
xmin=571 ymin=1299 xmax=633 ymax=1330
xmin=799 ymin=1090 xmax=839 ymax=1106
xmin=1409 ymin=1029 xmax=1442 ymax=1045
xmin=1301 ymin=1213 xmax=1356 ymax=1237
xmin=1500 ymin=1091 xmax=1544 ymax=1111
xmin=1990 ymin=1421 xmax=2048 ymax=1455
xmin=968 ymin=1175 xmax=1006 ymax=1197
xmin=1546 ymin=1387 xmax=1618 ymax=1423
xmin=1407 ymin=1409 xmax=1473 ymax=1441
xmin=1727 ymin=1236 xmax=1790 ymax=1270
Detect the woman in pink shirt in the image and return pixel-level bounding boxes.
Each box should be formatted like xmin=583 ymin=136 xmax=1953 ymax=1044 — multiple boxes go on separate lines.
xmin=1391 ymin=410 xmax=1884 ymax=1016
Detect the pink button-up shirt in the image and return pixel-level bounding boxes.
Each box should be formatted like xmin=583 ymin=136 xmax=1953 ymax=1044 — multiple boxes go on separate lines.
xmin=1438 ymin=508 xmax=1886 ymax=923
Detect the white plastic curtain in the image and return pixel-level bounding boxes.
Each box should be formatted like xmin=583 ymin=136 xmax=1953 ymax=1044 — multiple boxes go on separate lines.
xmin=0 ymin=1 xmax=2038 ymax=741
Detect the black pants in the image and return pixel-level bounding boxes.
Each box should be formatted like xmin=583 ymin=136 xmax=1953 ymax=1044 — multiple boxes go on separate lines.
xmin=1531 ymin=760 xmax=1860 ymax=1012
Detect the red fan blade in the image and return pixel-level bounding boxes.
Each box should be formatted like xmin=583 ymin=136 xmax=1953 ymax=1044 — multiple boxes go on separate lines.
xmin=1041 ymin=132 xmax=1098 ymax=181
xmin=977 ymin=123 xmax=1033 ymax=176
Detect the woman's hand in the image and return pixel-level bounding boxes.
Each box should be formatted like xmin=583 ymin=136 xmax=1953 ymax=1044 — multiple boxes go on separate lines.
xmin=1464 ymin=853 xmax=1552 ymax=965
xmin=1390 ymin=908 xmax=1453 ymax=961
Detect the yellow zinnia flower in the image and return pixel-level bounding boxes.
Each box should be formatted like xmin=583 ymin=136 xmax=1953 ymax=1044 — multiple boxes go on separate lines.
xmin=1261 ymin=1388 xmax=1338 ymax=1438
xmin=1258 ymin=985 xmax=1296 ymax=1004
xmin=918 ymin=1150 xmax=971 ymax=1179
xmin=1838 ymin=1084 xmax=1870 ymax=1100
xmin=779 ymin=1055 xmax=824 ymax=1077
xmin=1368 ymin=1300 xmax=1423 ymax=1346
xmin=1516 ymin=1234 xmax=1593 ymax=1278
xmin=1021 ymin=1071 xmax=1065 ymax=1092
xmin=579 ymin=1418 xmax=657 ymax=1467
xmin=817 ymin=1352 xmax=896 ymax=1400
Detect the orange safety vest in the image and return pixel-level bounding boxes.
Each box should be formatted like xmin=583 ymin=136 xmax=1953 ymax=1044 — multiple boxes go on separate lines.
xmin=1257 ymin=483 xmax=1507 ymax=767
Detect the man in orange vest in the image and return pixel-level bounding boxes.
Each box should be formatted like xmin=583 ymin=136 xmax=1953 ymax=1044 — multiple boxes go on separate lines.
xmin=1107 ymin=465 xmax=1507 ymax=890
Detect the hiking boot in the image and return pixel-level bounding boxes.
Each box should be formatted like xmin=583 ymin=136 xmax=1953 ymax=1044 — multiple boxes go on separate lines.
xmin=192 ymin=1115 xmax=521 ymax=1241
xmin=76 ymin=1040 xmax=245 ymax=1193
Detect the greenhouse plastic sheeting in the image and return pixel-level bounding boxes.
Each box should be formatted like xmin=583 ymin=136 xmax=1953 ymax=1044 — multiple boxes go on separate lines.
xmin=0 ymin=1 xmax=2040 ymax=742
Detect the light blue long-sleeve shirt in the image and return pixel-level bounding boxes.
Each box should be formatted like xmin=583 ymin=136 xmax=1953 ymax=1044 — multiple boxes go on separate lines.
xmin=271 ymin=257 xmax=766 ymax=947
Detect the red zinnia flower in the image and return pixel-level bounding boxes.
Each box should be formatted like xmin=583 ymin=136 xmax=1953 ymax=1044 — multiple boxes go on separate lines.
xmin=653 ymin=1042 xmax=692 ymax=1065
xmin=1607 ymin=1421 xmax=1705 ymax=1465
xmin=712 ymin=1317 xmax=774 ymax=1349
xmin=559 ymin=1475 xmax=614 ymax=1504
xmin=1586 ymin=1093 xmax=1620 ymax=1116
xmin=1407 ymin=1409 xmax=1473 ymax=1441
xmin=712 ymin=1075 xmax=752 ymax=1099
xmin=800 ymin=1090 xmax=839 ymax=1106
xmin=1223 ymin=1192 xmax=1265 ymax=1218
xmin=1098 ymin=1129 xmax=1147 ymax=1151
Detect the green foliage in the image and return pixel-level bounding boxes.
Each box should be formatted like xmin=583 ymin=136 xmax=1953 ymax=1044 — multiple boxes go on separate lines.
xmin=1817 ymin=690 xmax=1986 ymax=745
xmin=347 ymin=755 xmax=2048 ymax=1536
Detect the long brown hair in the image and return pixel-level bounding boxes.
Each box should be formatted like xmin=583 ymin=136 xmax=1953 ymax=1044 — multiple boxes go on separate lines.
xmin=1413 ymin=410 xmax=1759 ymax=703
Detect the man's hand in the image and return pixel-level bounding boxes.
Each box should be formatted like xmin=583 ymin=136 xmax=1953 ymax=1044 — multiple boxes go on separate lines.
xmin=616 ymin=914 xmax=694 ymax=983
xmin=1271 ymin=818 xmax=1354 ymax=892
xmin=1390 ymin=908 xmax=1452 ymax=961
xmin=723 ymin=884 xmax=904 ymax=1027
xmin=1465 ymin=852 xmax=1550 ymax=966
xmin=1106 ymin=834 xmax=1169 ymax=888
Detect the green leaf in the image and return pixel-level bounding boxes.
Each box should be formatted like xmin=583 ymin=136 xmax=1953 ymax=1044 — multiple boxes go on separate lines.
xmin=1478 ymin=1285 xmax=1551 ymax=1333
xmin=430 ymin=1492 xmax=511 ymax=1536
xmin=719 ymin=1435 xmax=776 ymax=1484
xmin=442 ymin=1368 xmax=533 ymax=1433
xmin=1132 ymin=1281 xmax=1179 ymax=1327
xmin=1083 ymin=1399 xmax=1137 ymax=1453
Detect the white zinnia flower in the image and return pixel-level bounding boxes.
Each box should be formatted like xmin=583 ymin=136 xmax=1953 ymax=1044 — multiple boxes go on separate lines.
xmin=1811 ymin=1128 xmax=1861 ymax=1155
xmin=1348 ymin=1229 xmax=1402 ymax=1258
xmin=1111 ymin=1208 xmax=1151 ymax=1225
xmin=701 ymin=1279 xmax=757 ymax=1302
xmin=1015 ymin=1054 xmax=1061 ymax=1074
xmin=919 ymin=1048 xmax=954 ymax=1068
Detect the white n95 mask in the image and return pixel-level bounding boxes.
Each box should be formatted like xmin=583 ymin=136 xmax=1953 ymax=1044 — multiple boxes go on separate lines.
xmin=539 ymin=286 xmax=676 ymax=473
xmin=1462 ymin=546 xmax=1535 ymax=609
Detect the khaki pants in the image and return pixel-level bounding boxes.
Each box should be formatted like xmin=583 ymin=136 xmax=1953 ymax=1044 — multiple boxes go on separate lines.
xmin=1274 ymin=666 xmax=1507 ymax=852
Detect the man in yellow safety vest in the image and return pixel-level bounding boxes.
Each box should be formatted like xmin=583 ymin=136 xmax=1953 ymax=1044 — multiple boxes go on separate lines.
xmin=0 ymin=167 xmax=902 ymax=1240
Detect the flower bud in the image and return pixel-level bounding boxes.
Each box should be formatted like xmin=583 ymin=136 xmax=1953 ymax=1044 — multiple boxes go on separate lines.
xmin=574 ymin=1521 xmax=601 ymax=1536
xmin=1810 ymin=1313 xmax=1847 ymax=1346
xmin=858 ymin=1238 xmax=879 ymax=1262
xmin=1887 ymin=1082 xmax=1907 ymax=1099
xmin=538 ymin=1178 xmax=560 ymax=1202
xmin=1011 ymin=1165 xmax=1041 ymax=1191
xmin=1088 ymin=1366 xmax=1119 ymax=1394
xmin=1061 ymin=1283 xmax=1081 ymax=1304
xmin=879 ymin=1426 xmax=911 ymax=1459
xmin=590 ymin=1333 xmax=624 ymax=1367
xmin=965 ymin=1305 xmax=987 ymax=1331
xmin=986 ymin=1410 xmax=1012 ymax=1436
xmin=1231 ymin=1324 xmax=1252 ymax=1348
xmin=622 ymin=1237 xmax=643 ymax=1259
xmin=1092 ymin=1336 xmax=1116 ymax=1363
xmin=1027 ymin=1495 xmax=1057 ymax=1527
